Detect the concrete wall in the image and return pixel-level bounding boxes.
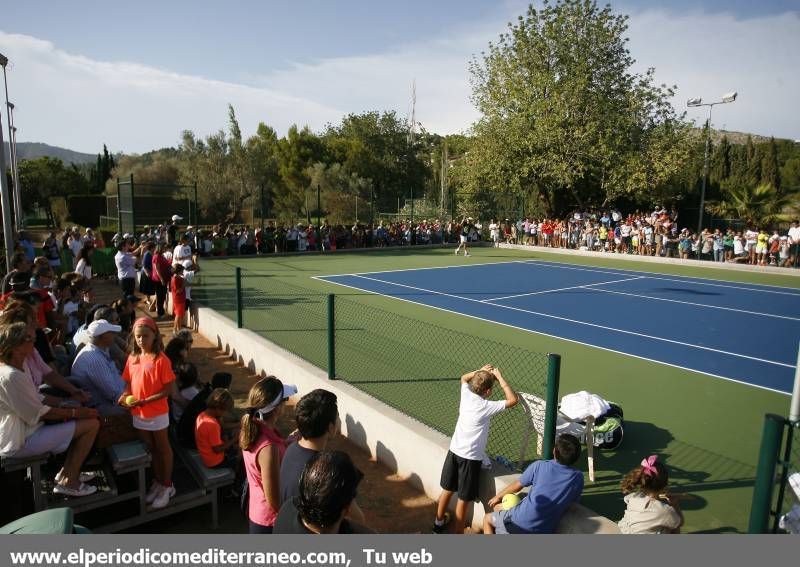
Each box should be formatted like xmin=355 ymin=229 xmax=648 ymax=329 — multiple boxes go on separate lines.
xmin=501 ymin=242 xmax=800 ymax=277
xmin=194 ymin=302 xmax=619 ymax=533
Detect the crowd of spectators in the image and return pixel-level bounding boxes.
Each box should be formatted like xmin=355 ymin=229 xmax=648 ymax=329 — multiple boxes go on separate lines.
xmin=492 ymin=207 xmax=800 ymax=268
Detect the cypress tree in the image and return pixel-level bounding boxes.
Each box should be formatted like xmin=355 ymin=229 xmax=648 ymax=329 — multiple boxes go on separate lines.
xmin=710 ymin=135 xmax=730 ymax=183
xmin=745 ymin=135 xmax=760 ymax=186
xmin=761 ymin=137 xmax=781 ymax=192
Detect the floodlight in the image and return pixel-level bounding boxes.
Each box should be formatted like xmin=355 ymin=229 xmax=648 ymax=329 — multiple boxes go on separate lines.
xmin=0 ymin=53 xmax=7 ymax=67
xmin=721 ymin=91 xmax=737 ymax=103
xmin=687 ymin=97 xmax=702 ymax=106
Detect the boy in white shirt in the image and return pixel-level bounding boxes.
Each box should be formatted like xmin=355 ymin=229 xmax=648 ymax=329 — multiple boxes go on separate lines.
xmin=432 ymin=364 xmax=517 ymax=534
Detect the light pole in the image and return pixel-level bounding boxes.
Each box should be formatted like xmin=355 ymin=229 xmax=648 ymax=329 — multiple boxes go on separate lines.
xmin=0 ymin=52 xmax=15 ymax=268
xmin=8 ymin=105 xmax=22 ymax=229
xmin=687 ymin=91 xmax=738 ymax=235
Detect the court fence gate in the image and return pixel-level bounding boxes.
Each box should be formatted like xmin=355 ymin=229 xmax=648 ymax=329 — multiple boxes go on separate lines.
xmin=748 ymin=344 xmax=800 ymax=533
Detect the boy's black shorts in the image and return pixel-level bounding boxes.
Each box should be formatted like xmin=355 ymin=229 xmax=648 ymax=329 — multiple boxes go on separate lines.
xmin=439 ymin=450 xmax=481 ymax=501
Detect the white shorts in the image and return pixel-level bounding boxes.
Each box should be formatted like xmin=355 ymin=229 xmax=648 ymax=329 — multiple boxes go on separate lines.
xmin=459 ymin=235 xmax=467 ymax=243
xmin=132 ymin=412 xmax=170 ymax=432
xmin=756 ymin=245 xmax=767 ymax=254
xmin=8 ymin=421 xmax=76 ymax=458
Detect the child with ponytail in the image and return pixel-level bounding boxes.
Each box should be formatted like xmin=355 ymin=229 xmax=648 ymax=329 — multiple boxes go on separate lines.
xmin=240 ymin=376 xmax=297 ymax=534
xmin=618 ymin=455 xmax=683 ymax=534
xmin=118 ymin=316 xmax=178 ymax=510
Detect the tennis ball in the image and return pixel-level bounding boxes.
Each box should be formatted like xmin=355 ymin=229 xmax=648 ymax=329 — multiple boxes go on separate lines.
xmin=502 ymin=493 xmax=521 ymax=510
xmin=125 ymin=395 xmax=137 ymax=406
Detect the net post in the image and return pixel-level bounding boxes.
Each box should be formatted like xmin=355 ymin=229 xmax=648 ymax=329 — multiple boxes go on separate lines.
xmin=327 ymin=294 xmax=336 ymax=379
xmin=116 ymin=177 xmax=122 ymax=231
xmin=748 ymin=413 xmax=786 ymax=533
xmin=542 ymin=353 xmax=561 ymax=459
xmin=790 ymin=341 xmax=799 ymax=423
xmin=235 ymin=267 xmax=243 ymax=329
xmin=130 ymin=173 xmax=136 ymax=233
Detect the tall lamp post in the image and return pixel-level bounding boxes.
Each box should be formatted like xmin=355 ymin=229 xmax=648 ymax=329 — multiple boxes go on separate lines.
xmin=687 ymin=91 xmax=738 ymax=235
xmin=0 ymin=52 xmax=15 ymax=268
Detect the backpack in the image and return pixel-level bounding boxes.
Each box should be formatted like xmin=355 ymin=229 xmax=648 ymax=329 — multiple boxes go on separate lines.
xmin=558 ymin=391 xmax=624 ymax=450
xmin=176 ymin=383 xmax=212 ymax=449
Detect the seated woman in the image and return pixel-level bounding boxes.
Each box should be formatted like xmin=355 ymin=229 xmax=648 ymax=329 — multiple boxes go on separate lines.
xmin=0 ymin=321 xmax=100 ymax=497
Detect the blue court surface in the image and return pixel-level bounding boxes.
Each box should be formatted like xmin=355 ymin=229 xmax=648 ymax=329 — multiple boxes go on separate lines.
xmin=317 ymin=259 xmax=800 ymax=394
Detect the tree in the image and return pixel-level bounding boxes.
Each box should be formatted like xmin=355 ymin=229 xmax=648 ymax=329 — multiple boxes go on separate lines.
xmin=760 ymin=137 xmax=781 ymax=193
xmin=275 ymin=125 xmax=325 ymax=220
xmin=323 ymin=111 xmax=432 ymax=212
xmin=710 ymin=180 xmax=796 ymax=227
xmin=17 ymin=157 xmax=89 ymax=224
xmin=464 ymin=0 xmax=691 ymax=216
xmin=306 ymin=162 xmax=371 ymax=224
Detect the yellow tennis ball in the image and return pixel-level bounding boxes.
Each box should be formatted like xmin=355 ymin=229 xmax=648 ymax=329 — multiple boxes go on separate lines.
xmin=125 ymin=395 xmax=137 ymax=406
xmin=502 ymin=493 xmax=521 ymax=510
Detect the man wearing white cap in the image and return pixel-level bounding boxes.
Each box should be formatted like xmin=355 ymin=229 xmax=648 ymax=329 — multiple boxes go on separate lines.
xmin=70 ymin=320 xmax=127 ymax=416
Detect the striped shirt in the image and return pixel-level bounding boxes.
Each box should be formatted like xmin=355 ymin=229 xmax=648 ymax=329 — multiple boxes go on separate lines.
xmin=70 ymin=343 xmax=125 ymax=414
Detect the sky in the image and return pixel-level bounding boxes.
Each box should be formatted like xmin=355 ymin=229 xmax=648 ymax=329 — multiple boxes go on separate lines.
xmin=0 ymin=0 xmax=798 ymax=154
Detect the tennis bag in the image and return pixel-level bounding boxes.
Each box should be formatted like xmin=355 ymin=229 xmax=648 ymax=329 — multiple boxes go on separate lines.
xmin=557 ymin=391 xmax=624 ymax=450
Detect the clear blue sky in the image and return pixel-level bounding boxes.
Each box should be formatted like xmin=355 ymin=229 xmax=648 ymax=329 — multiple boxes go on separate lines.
xmin=1 ymin=0 xmax=798 ymax=152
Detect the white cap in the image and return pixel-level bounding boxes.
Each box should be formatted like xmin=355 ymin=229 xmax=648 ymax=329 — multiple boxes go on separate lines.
xmin=87 ymin=319 xmax=122 ymax=337
xmin=171 ymin=214 xmax=183 ymax=222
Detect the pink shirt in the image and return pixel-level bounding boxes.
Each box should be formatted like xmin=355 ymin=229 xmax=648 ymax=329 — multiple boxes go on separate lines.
xmin=24 ymin=349 xmax=52 ymax=389
xmin=242 ymin=423 xmax=287 ymax=528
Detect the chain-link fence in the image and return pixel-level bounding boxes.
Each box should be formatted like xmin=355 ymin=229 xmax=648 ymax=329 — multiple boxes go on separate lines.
xmin=333 ymin=294 xmax=553 ymax=465
xmin=193 ymin=265 xmax=560 ymax=468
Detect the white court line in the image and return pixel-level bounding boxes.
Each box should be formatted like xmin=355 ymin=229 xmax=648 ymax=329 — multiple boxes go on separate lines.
xmin=524 ymin=259 xmax=800 ymax=296
xmin=589 ymin=287 xmax=800 ymax=322
xmin=483 ymin=276 xmax=646 ymax=302
xmin=316 ymin=275 xmax=791 ymax=396
xmin=349 ymin=274 xmax=795 ymax=369
xmin=315 ymin=258 xmax=529 ymax=279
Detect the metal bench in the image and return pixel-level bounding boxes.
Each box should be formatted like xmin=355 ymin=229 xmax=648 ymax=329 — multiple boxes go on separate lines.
xmin=173 ymin=442 xmax=235 ymax=529
xmin=1 ymin=452 xmax=51 ymax=512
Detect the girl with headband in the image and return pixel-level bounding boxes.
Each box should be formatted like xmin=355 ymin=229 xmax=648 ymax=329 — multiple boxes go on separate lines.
xmin=118 ymin=316 xmax=178 ymax=510
xmin=618 ymin=455 xmax=684 ymax=534
xmin=239 ymin=376 xmax=297 ymax=534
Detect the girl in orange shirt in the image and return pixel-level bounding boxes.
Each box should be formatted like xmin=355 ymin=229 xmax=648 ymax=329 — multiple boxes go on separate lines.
xmin=118 ymin=317 xmax=178 ymax=509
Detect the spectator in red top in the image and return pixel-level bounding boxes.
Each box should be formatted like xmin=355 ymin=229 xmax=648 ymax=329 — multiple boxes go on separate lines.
xmin=150 ymin=243 xmax=172 ymax=318
xmin=170 ymin=264 xmax=187 ymax=335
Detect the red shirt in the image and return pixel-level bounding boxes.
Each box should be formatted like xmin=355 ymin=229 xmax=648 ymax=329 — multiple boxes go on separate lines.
xmin=170 ymin=274 xmax=186 ymax=305
xmin=122 ymin=351 xmax=175 ymax=419
xmin=151 ymin=253 xmax=172 ymax=283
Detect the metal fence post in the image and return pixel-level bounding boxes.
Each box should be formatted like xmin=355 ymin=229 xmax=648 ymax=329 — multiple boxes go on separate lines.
xmin=327 ymin=294 xmax=336 ymax=379
xmin=235 ymin=267 xmax=243 ymax=329
xmin=748 ymin=413 xmax=786 ymax=533
xmin=542 ymin=353 xmax=561 ymax=459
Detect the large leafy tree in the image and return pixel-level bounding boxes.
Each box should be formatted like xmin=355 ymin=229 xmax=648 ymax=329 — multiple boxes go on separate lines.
xmin=323 ymin=111 xmax=431 ymax=212
xmin=464 ymin=0 xmax=690 ymax=216
xmin=18 ymin=156 xmax=89 ymax=223
xmin=275 ymin=125 xmax=325 ymax=220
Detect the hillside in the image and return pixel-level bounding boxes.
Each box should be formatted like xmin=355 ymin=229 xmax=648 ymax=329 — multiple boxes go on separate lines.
xmin=3 ymin=142 xmax=96 ymax=165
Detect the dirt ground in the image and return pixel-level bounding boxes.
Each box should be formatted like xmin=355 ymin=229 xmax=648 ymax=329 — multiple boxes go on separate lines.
xmin=94 ymin=278 xmax=438 ymax=533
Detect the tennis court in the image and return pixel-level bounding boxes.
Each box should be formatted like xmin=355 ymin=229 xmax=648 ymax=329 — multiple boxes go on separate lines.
xmin=317 ymin=258 xmax=800 ymax=395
